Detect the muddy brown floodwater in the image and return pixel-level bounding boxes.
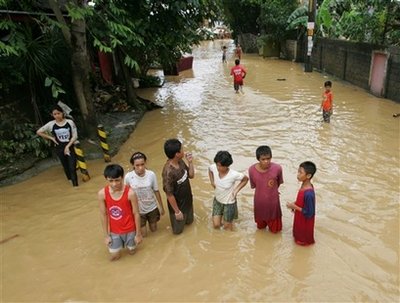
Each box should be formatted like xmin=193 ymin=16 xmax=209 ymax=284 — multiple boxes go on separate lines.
xmin=1 ymin=40 xmax=399 ymax=302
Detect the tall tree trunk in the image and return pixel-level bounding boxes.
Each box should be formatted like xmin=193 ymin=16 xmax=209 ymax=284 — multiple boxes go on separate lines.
xmin=48 ymin=0 xmax=97 ymax=139
xmin=116 ymin=47 xmax=140 ymax=110
xmin=70 ymin=18 xmax=97 ymax=138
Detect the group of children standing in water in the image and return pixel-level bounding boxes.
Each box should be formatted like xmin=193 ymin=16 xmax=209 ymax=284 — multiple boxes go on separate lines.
xmin=36 ymin=43 xmax=327 ymax=261
xmin=97 ymin=138 xmax=317 ymax=261
xmin=36 ymin=107 xmax=319 ymax=261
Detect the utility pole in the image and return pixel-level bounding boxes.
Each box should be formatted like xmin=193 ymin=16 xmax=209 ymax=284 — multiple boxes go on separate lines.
xmin=304 ymin=0 xmax=316 ymax=72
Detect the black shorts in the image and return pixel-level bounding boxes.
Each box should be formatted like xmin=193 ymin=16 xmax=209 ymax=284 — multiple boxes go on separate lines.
xmin=140 ymin=208 xmax=160 ymax=227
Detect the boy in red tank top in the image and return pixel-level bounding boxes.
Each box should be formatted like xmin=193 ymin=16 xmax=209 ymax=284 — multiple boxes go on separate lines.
xmin=286 ymin=161 xmax=317 ymax=246
xmin=98 ymin=164 xmax=142 ymax=261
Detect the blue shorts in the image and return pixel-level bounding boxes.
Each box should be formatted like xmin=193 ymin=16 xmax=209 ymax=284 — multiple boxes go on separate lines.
xmin=108 ymin=231 xmax=136 ymax=253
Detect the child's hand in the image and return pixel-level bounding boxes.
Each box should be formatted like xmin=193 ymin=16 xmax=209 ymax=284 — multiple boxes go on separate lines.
xmin=185 ymin=152 xmax=193 ymax=162
xmin=135 ymin=233 xmax=143 ymax=245
xmin=51 ymin=137 xmax=58 ymax=145
xmin=104 ymin=235 xmax=111 ymax=246
xmin=64 ymin=146 xmax=70 ymax=156
xmin=175 ymin=210 xmax=184 ymax=221
xmin=160 ymin=207 xmax=165 ymax=216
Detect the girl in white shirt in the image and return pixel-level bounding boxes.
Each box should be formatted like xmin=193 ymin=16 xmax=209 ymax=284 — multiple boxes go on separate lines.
xmin=36 ymin=104 xmax=78 ymax=187
xmin=208 ymin=151 xmax=248 ymax=230
xmin=125 ymin=152 xmax=165 ymax=236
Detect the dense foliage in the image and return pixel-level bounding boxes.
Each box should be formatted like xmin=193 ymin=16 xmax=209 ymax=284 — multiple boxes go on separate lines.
xmin=222 ymin=0 xmax=261 ymax=38
xmin=0 ymin=105 xmax=51 ymax=165
xmin=287 ymin=0 xmax=400 ymax=46
xmin=223 ymin=0 xmax=400 ymax=46
xmin=0 ymin=0 xmax=222 ymax=164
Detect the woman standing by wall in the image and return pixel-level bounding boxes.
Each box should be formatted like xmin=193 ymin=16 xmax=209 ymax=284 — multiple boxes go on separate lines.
xmin=36 ymin=104 xmax=79 ymax=187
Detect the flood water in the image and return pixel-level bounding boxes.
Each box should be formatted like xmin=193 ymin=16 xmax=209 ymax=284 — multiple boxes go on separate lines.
xmin=1 ymin=40 xmax=399 ymax=302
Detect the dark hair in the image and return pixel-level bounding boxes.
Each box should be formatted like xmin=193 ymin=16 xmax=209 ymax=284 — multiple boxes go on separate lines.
xmin=164 ymin=138 xmax=182 ymax=159
xmin=51 ymin=104 xmax=65 ymax=116
xmin=103 ymin=164 xmax=124 ymax=179
xmin=256 ymin=145 xmax=272 ymax=160
xmin=324 ymin=80 xmax=332 ymax=87
xmin=214 ymin=151 xmax=233 ymax=167
xmin=300 ymin=161 xmax=317 ymax=178
xmin=130 ymin=152 xmax=147 ymax=164
xmin=235 ymin=59 xmax=240 ymax=65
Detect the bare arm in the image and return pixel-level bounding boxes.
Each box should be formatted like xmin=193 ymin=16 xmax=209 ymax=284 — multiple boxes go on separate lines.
xmin=233 ymin=175 xmax=249 ymax=198
xmin=208 ymin=168 xmax=215 ymax=189
xmin=286 ymin=202 xmax=301 ymax=212
xmin=166 ymin=193 xmax=184 ymax=221
xmin=185 ymin=153 xmax=195 ymax=178
xmin=98 ymin=189 xmax=111 ymax=246
xmin=37 ymin=122 xmax=58 ymax=145
xmin=65 ymin=119 xmax=78 ymax=150
xmin=129 ymin=189 xmax=143 ymax=244
xmin=154 ymin=190 xmax=165 ymax=215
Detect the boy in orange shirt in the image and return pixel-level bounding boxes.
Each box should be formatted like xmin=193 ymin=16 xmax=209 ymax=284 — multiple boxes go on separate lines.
xmin=320 ymin=80 xmax=333 ymax=123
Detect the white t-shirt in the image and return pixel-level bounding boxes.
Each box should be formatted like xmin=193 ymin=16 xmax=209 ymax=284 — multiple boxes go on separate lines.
xmin=124 ymin=169 xmax=159 ymax=214
xmin=209 ymin=163 xmax=245 ymax=204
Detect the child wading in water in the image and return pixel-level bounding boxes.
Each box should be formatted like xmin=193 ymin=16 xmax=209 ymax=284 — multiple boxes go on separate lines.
xmin=248 ymin=146 xmax=284 ymax=233
xmin=98 ymin=164 xmax=142 ymax=261
xmin=230 ymin=59 xmax=247 ymax=94
xmin=286 ymin=161 xmax=317 ymax=245
xmin=208 ymin=151 xmax=248 ymax=231
xmin=222 ymin=45 xmax=227 ymax=63
xmin=125 ymin=152 xmax=165 ymax=237
xmin=321 ymin=80 xmax=333 ymax=123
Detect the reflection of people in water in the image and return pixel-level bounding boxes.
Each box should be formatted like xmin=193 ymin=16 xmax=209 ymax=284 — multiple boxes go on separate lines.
xmin=36 ymin=104 xmax=79 ymax=187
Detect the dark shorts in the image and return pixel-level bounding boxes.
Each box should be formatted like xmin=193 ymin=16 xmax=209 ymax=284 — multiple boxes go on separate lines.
xmin=323 ymin=110 xmax=332 ymax=122
xmin=234 ymin=81 xmax=243 ymax=91
xmin=212 ymin=198 xmax=238 ymax=222
xmin=140 ymin=208 xmax=160 ymax=227
xmin=169 ymin=206 xmax=194 ymax=235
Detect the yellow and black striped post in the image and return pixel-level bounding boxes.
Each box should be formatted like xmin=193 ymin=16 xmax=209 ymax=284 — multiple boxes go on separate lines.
xmin=74 ymin=142 xmax=90 ymax=182
xmin=97 ymin=124 xmax=111 ymax=162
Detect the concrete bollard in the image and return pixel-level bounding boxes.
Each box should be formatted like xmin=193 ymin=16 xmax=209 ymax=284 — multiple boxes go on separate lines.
xmin=74 ymin=142 xmax=90 ymax=182
xmin=97 ymin=124 xmax=111 ymax=162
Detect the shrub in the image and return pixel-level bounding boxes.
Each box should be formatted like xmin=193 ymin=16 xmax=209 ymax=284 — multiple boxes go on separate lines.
xmin=0 ymin=104 xmax=51 ymax=165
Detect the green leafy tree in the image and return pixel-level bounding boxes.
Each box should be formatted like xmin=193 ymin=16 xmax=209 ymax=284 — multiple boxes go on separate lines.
xmin=258 ymin=0 xmax=298 ymax=40
xmin=222 ymin=0 xmax=261 ymax=39
xmin=316 ymin=0 xmax=400 ymax=46
xmin=90 ymin=0 xmax=222 ymax=77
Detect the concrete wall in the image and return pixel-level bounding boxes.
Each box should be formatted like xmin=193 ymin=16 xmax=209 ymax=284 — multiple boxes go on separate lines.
xmin=386 ymin=46 xmax=400 ymax=102
xmin=312 ymin=38 xmax=400 ymax=103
